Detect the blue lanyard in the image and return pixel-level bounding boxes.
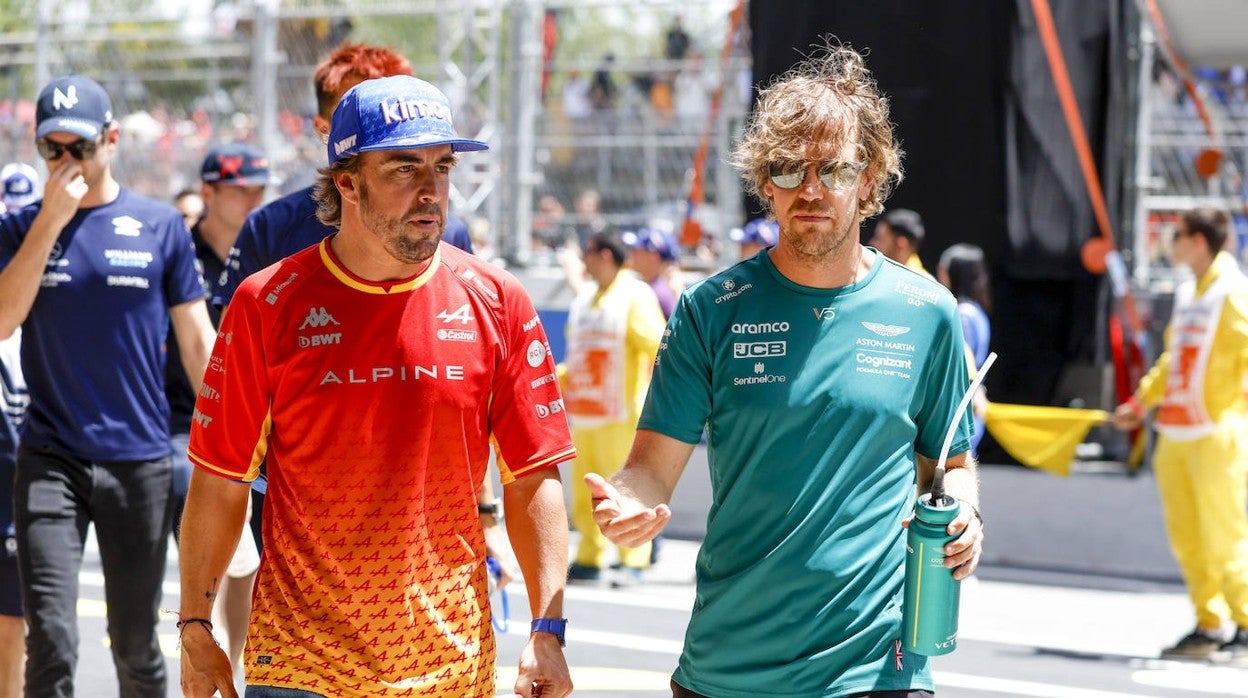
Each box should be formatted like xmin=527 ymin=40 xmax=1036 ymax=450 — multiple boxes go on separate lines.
xmin=486 ymin=556 xmax=509 ymax=633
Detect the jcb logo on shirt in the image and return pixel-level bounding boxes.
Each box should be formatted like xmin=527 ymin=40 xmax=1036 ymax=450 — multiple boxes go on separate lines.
xmin=437 ymin=304 xmax=475 ymax=324
xmin=733 ymin=341 xmax=786 ymax=358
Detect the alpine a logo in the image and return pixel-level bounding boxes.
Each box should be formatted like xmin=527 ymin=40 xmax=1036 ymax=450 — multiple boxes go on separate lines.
xmin=299 ymin=307 xmax=340 ymax=329
xmin=437 ymin=304 xmax=475 ymax=324
xmin=862 ymin=322 xmax=911 ymax=337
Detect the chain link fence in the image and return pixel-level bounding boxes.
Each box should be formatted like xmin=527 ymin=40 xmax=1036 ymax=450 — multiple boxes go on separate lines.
xmin=0 ymin=0 xmax=750 ymax=266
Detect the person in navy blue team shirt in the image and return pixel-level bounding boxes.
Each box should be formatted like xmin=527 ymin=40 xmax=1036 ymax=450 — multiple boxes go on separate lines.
xmin=0 ymin=74 xmax=216 ymax=697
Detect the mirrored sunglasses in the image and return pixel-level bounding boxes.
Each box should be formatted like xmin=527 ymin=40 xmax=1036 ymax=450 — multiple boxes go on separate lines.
xmin=768 ymin=160 xmax=865 ymax=191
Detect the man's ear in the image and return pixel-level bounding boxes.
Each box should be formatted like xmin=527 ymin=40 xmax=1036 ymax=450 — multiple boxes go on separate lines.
xmin=335 ymin=170 xmax=359 ymax=206
xmin=858 ymin=175 xmax=875 ymax=201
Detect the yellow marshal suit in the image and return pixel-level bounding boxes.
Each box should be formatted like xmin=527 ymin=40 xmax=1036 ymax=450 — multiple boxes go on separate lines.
xmin=563 ymin=271 xmax=666 ymax=569
xmin=1135 ymin=251 xmax=1248 ymax=630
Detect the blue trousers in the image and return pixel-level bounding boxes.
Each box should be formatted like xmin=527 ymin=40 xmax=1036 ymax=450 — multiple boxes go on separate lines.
xmin=15 ymin=443 xmax=172 ymax=698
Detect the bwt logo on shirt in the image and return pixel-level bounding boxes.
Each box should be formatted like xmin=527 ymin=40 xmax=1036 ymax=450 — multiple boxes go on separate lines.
xmin=379 ymin=97 xmax=452 ymax=125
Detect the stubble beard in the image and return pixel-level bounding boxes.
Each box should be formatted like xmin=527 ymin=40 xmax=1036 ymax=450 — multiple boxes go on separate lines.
xmin=358 ymin=181 xmax=443 ymax=264
xmin=784 ymin=208 xmax=858 ymax=262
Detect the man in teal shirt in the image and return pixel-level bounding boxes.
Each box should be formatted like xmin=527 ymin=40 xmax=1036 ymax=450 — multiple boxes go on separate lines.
xmin=586 ymin=42 xmax=983 ymax=698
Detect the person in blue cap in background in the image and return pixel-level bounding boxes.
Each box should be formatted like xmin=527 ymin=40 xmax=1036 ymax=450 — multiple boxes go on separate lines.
xmin=730 ymin=216 xmax=779 ymax=260
xmin=166 ymin=141 xmax=276 ymax=680
xmin=625 ymin=225 xmax=681 ymax=320
xmin=0 ymin=163 xmax=41 ymax=215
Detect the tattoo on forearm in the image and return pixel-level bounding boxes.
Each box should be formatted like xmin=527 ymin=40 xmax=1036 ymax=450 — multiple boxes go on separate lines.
xmin=203 ymin=577 xmax=218 ymax=602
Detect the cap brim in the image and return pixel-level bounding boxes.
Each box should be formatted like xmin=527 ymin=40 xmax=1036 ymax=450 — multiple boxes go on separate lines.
xmin=208 ymin=174 xmax=281 ymax=187
xmin=36 ymin=117 xmax=103 ymax=140
xmin=356 ymin=134 xmax=490 ymax=155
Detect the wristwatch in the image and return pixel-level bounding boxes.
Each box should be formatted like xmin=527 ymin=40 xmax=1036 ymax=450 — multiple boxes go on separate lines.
xmin=531 ymin=617 xmax=567 ymax=646
xmin=477 ymin=499 xmax=501 ymax=517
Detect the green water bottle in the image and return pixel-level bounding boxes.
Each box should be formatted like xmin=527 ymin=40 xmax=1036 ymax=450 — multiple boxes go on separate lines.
xmin=902 ymin=351 xmax=995 ymax=657
xmin=902 ymin=485 xmax=961 ymax=656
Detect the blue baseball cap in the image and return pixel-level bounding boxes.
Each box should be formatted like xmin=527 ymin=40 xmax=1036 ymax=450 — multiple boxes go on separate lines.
xmin=36 ymin=75 xmax=114 ymax=140
xmin=730 ymin=218 xmax=779 ymax=247
xmin=0 ymin=163 xmax=40 ymax=210
xmin=623 ymin=226 xmax=679 ymax=262
xmin=328 ymin=75 xmax=488 ymax=164
xmin=201 ymin=142 xmax=276 ymax=186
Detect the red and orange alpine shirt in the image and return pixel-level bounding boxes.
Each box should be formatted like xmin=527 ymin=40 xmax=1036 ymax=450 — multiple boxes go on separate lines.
xmin=188 ymin=239 xmax=575 ymax=696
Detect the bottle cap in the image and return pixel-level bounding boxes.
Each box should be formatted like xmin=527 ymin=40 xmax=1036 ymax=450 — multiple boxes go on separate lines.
xmin=916 ymin=492 xmax=961 ymax=525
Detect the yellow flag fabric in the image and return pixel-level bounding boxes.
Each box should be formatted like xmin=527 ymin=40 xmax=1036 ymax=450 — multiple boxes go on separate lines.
xmin=983 ymin=403 xmax=1109 ymax=476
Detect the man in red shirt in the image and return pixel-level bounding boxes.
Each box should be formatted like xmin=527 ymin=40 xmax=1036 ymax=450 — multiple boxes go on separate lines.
xmin=178 ymin=75 xmax=576 ymax=698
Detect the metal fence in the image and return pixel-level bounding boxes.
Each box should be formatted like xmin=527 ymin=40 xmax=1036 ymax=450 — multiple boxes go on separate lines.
xmin=1131 ymin=18 xmax=1248 ymax=288
xmin=0 ymin=0 xmax=750 ymax=266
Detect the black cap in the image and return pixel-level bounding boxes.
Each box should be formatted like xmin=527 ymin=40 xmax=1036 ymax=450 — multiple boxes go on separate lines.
xmin=36 ymin=75 xmax=114 ymax=140
xmin=881 ymin=208 xmax=925 ymax=247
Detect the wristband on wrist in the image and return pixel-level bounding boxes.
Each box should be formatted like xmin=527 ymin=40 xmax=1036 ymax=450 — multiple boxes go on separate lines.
xmin=531 ymin=617 xmax=567 ymax=646
xmin=478 ymin=499 xmax=501 ymax=517
xmin=175 ymin=617 xmax=216 ymax=647
xmin=960 ymin=500 xmax=984 ymax=526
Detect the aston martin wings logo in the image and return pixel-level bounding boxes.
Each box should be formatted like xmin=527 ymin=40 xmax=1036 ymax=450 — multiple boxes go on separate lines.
xmin=861 ymin=321 xmax=911 ymax=337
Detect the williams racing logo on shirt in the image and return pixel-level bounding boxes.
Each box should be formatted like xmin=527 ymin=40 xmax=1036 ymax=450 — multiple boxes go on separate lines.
xmin=104 ymin=249 xmax=154 ymax=269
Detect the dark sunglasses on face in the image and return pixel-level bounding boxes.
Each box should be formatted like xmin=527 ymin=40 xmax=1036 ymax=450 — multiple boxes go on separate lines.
xmin=768 ymin=160 xmax=866 ymax=191
xmin=36 ymin=137 xmax=103 ymax=161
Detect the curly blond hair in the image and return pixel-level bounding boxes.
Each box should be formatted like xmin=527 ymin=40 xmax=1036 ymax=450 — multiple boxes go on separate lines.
xmin=731 ymin=40 xmax=903 ymax=219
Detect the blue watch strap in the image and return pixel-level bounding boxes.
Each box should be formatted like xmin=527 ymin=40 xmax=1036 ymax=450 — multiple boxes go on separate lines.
xmin=530 ymin=617 xmax=567 ymax=646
